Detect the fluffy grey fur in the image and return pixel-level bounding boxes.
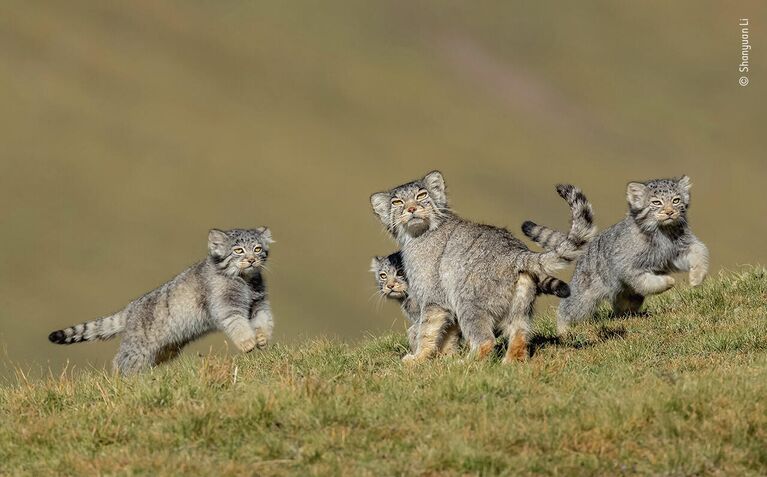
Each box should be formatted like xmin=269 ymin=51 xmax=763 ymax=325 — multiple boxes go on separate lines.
xmin=48 ymin=228 xmax=275 ymax=375
xmin=370 ymin=251 xmax=572 ymax=354
xmin=370 ymin=252 xmax=461 ymax=355
xmin=555 ymin=176 xmax=709 ymax=333
xmin=370 ymin=252 xmax=420 ymax=350
xmin=370 ymin=171 xmax=594 ymax=363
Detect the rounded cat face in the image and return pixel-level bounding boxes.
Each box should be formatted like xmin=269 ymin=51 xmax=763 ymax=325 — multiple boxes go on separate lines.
xmin=627 ymin=176 xmax=691 ymax=228
xmin=370 ymin=255 xmax=409 ymax=300
xmin=370 ymin=171 xmax=448 ymax=240
xmin=208 ymin=227 xmax=273 ymax=277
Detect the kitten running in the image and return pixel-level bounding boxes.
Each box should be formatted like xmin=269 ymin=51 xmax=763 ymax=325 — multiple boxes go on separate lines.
xmin=524 ymin=176 xmax=709 ymax=333
xmin=48 ymin=228 xmax=275 ymax=375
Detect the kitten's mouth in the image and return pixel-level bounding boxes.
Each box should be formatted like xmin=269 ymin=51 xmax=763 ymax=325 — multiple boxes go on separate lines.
xmin=404 ymin=216 xmax=429 ymax=237
xmin=385 ymin=290 xmax=406 ymax=299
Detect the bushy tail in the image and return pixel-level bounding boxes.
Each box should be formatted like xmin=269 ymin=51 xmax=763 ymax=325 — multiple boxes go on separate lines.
xmin=537 ymin=275 xmax=570 ymax=298
xmin=517 ymin=184 xmax=596 ymax=275
xmin=48 ymin=313 xmax=124 ymax=345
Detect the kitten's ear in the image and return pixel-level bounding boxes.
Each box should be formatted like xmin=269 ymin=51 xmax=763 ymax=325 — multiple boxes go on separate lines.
xmin=423 ymin=170 xmax=447 ymax=205
xmin=256 ymin=226 xmax=274 ymax=244
xmin=370 ymin=256 xmax=383 ymax=272
xmin=370 ymin=192 xmax=391 ymax=222
xmin=677 ymin=175 xmax=692 ymax=193
xmin=626 ymin=182 xmax=647 ymax=209
xmin=208 ymin=229 xmax=229 ymax=257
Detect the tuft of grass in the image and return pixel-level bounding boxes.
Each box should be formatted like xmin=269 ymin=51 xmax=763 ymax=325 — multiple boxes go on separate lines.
xmin=2 ymin=269 xmax=767 ymax=476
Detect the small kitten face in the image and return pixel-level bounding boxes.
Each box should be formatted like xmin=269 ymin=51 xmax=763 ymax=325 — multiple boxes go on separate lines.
xmin=627 ymin=176 xmax=691 ymax=229
xmin=370 ymin=171 xmax=448 ymax=240
xmin=208 ymin=227 xmax=273 ymax=277
xmin=370 ymin=254 xmax=409 ymax=300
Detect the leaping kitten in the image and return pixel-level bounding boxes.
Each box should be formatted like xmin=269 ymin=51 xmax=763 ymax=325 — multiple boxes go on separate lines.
xmin=524 ymin=176 xmax=709 ymax=333
xmin=48 ymin=228 xmax=275 ymax=375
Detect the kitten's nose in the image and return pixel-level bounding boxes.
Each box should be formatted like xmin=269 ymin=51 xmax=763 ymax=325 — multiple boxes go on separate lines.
xmin=407 ymin=206 xmax=417 ymax=213
xmin=387 ymin=283 xmax=396 ymax=289
xmin=247 ymin=257 xmax=256 ymax=263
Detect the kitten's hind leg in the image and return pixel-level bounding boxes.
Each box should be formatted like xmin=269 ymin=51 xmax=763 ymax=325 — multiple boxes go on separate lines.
xmin=404 ymin=305 xmax=450 ymax=363
xmin=501 ymin=273 xmax=537 ymax=363
xmin=438 ymin=321 xmax=461 ymax=356
xmin=612 ymin=289 xmax=645 ymax=316
xmin=557 ymin=286 xmax=605 ymax=335
xmin=456 ymin=305 xmax=496 ymax=360
xmin=113 ymin=342 xmax=154 ymax=376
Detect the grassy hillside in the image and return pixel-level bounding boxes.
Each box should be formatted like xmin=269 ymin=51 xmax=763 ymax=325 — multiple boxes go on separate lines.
xmin=0 ymin=1 xmax=765 ymax=375
xmin=2 ymin=269 xmax=766 ymax=476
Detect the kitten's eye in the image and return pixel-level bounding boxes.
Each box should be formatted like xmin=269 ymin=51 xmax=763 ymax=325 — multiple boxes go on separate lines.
xmin=233 ymin=247 xmax=245 ymax=254
xmin=416 ymin=190 xmax=429 ymax=201
xmin=379 ymin=272 xmax=387 ymax=280
xmin=651 ymin=200 xmax=662 ymax=206
xmin=254 ymin=246 xmax=263 ymax=253
xmin=391 ymin=198 xmax=404 ymax=207
xmin=672 ymin=198 xmax=680 ymax=204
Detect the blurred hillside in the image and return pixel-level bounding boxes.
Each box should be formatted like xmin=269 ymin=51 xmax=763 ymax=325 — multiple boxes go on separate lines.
xmin=0 ymin=0 xmax=764 ymax=375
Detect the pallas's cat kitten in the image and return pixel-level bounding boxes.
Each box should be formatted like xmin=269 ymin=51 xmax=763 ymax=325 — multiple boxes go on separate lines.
xmin=370 ymin=252 xmax=571 ymax=355
xmin=370 ymin=172 xmax=595 ymax=363
xmin=533 ymin=176 xmax=709 ymax=333
xmin=49 ymin=228 xmax=275 ymax=375
xmin=370 ymin=252 xmax=460 ymax=355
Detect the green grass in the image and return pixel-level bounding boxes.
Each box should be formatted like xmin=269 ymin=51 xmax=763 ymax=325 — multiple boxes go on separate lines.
xmin=2 ymin=269 xmax=767 ymax=476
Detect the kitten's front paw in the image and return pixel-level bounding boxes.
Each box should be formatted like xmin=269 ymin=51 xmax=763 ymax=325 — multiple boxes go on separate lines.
xmin=689 ymin=267 xmax=707 ymax=287
xmin=661 ymin=276 xmax=676 ymax=292
xmin=236 ymin=336 xmax=258 ymax=353
xmin=255 ymin=332 xmax=269 ymax=350
xmin=401 ymin=353 xmax=418 ymax=364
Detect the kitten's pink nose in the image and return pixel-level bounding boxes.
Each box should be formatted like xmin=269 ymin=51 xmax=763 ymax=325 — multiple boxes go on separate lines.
xmin=387 ymin=283 xmax=396 ymax=289
xmin=247 ymin=257 xmax=256 ymax=263
xmin=407 ymin=206 xmax=417 ymax=213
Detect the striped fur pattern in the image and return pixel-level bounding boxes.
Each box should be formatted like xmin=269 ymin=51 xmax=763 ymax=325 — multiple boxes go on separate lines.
xmin=557 ymin=176 xmax=709 ymax=333
xmin=370 ymin=171 xmax=592 ymax=363
xmin=48 ymin=228 xmax=275 ymax=375
xmin=522 ymin=184 xmax=597 ymax=258
xmin=48 ymin=313 xmax=124 ymax=345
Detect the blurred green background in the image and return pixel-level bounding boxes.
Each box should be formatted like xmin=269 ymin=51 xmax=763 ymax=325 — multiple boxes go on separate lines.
xmin=1 ymin=0 xmax=764 ymax=377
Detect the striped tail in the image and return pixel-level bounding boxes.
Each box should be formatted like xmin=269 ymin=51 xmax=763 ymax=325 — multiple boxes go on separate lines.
xmin=517 ymin=184 xmax=596 ymax=275
xmin=537 ymin=275 xmax=570 ymax=298
xmin=48 ymin=312 xmax=125 ymax=345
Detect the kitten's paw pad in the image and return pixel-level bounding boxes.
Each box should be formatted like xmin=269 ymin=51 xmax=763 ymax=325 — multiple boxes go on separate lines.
xmin=255 ymin=333 xmax=269 ymax=350
xmin=236 ymin=336 xmax=258 ymax=353
xmin=689 ymin=269 xmax=707 ymax=287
